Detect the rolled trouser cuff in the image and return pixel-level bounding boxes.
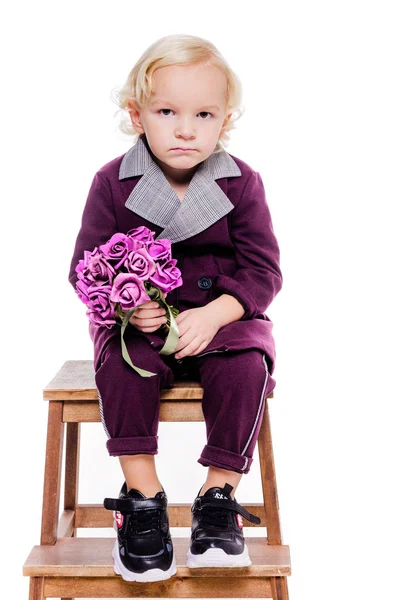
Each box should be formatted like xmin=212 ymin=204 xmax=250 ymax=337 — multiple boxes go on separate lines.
xmin=106 ymin=435 xmax=158 ymax=456
xmin=197 ymin=444 xmax=253 ymax=474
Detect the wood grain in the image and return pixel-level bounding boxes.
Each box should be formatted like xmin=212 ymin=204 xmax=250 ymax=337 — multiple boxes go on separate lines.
xmin=24 ymin=537 xmax=291 ymax=577
xmin=44 ymin=360 xmax=273 ymax=402
xmin=40 ymin=402 xmax=64 ymax=545
xmin=44 ymin=576 xmax=275 ymax=598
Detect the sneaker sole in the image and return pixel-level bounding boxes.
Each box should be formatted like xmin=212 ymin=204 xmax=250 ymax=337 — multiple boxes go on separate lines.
xmin=186 ymin=545 xmax=252 ymax=568
xmin=112 ymin=539 xmax=177 ymax=582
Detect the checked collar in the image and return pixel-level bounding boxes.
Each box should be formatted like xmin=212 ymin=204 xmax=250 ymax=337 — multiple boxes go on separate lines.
xmin=119 ymin=134 xmax=242 ymax=244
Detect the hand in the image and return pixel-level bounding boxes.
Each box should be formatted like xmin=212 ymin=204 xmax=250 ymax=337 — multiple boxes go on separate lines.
xmin=126 ymin=294 xmax=168 ymax=333
xmin=173 ymin=306 xmax=220 ymax=359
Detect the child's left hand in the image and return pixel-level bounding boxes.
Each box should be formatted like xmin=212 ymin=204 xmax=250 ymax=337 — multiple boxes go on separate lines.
xmin=172 ymin=306 xmax=220 ymax=359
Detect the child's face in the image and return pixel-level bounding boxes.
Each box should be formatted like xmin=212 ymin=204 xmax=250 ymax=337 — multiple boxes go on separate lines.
xmin=129 ymin=63 xmax=231 ymax=173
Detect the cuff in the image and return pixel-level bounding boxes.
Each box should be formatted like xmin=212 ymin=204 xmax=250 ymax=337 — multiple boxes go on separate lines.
xmin=214 ymin=274 xmax=257 ymax=320
xmin=106 ymin=435 xmax=158 ymax=456
xmin=197 ymin=444 xmax=253 ymax=474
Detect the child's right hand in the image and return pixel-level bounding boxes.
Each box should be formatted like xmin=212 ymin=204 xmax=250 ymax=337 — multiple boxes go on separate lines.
xmin=129 ymin=297 xmax=168 ymax=332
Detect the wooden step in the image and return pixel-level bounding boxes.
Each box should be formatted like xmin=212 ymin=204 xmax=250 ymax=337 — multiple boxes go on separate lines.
xmin=43 ymin=360 xmax=205 ymax=401
xmin=43 ymin=360 xmax=274 ymax=403
xmin=23 ymin=536 xmax=291 ymax=578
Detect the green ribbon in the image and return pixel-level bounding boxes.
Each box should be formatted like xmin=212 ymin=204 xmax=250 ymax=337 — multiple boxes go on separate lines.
xmin=118 ymin=286 xmax=180 ymax=377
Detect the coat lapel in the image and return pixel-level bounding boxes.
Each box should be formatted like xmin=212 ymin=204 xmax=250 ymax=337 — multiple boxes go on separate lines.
xmin=119 ymin=134 xmax=242 ymax=243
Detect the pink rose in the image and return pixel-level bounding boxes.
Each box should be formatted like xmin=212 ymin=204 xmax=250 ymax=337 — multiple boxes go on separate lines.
xmin=99 ymin=233 xmax=136 ymax=270
xmin=75 ymin=249 xmax=94 ymax=285
xmin=123 ymin=247 xmax=156 ymax=280
xmin=76 ymin=248 xmax=116 ymax=286
xmin=110 ymin=273 xmax=150 ymax=311
xmin=127 ymin=226 xmax=155 ymax=244
xmin=86 ymin=283 xmax=116 ymax=328
xmin=149 ymin=258 xmax=183 ymax=294
xmin=75 ymin=279 xmax=91 ymax=304
xmin=146 ymin=239 xmax=172 ymax=263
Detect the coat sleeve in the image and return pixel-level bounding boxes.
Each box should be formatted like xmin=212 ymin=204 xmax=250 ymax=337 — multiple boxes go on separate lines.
xmin=214 ymin=170 xmax=283 ymax=320
xmin=68 ymin=171 xmax=118 ymax=290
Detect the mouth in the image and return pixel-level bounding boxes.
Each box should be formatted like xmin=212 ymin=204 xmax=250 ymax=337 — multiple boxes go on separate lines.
xmin=170 ymin=148 xmax=197 ymax=152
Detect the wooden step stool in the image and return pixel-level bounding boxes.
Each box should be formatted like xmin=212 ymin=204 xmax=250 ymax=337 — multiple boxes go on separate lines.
xmin=23 ymin=359 xmax=291 ymax=599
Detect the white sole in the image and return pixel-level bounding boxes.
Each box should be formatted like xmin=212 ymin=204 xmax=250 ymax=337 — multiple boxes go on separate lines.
xmin=112 ymin=539 xmax=177 ymax=582
xmin=186 ymin=544 xmax=252 ymax=568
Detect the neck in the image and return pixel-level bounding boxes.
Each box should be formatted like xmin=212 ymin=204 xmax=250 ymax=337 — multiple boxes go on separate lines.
xmin=153 ymin=155 xmax=200 ymax=185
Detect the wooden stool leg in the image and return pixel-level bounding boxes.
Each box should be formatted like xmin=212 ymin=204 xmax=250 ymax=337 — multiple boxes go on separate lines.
xmin=40 ymin=401 xmax=64 ymax=545
xmin=258 ymin=398 xmax=282 ymax=545
xmin=258 ymin=399 xmax=290 ymax=599
xmin=270 ymin=575 xmax=289 ymax=599
xmin=64 ymin=422 xmax=81 ymax=538
xmin=28 ymin=577 xmax=44 ymax=599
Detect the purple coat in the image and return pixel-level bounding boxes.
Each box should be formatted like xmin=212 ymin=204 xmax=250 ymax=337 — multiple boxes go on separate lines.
xmin=68 ymin=135 xmax=283 ymax=374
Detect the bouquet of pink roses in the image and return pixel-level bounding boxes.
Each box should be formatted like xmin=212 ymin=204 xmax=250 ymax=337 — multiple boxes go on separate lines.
xmin=74 ymin=226 xmax=183 ymax=378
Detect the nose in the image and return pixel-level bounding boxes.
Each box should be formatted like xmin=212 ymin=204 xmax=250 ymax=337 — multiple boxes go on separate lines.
xmin=174 ymin=117 xmax=195 ymax=140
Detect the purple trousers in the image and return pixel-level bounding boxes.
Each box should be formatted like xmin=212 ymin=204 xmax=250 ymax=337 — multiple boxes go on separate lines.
xmin=94 ymin=327 xmax=275 ymax=475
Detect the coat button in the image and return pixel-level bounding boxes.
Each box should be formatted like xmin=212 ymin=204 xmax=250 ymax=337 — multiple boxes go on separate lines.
xmin=197 ymin=277 xmax=212 ymax=290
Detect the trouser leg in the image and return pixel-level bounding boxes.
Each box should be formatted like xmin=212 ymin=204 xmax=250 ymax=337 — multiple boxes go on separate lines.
xmin=94 ymin=330 xmax=175 ymax=456
xmin=196 ymin=349 xmax=275 ymax=474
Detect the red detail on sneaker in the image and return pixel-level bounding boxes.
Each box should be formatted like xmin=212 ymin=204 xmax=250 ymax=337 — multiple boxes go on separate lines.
xmin=236 ymin=513 xmax=244 ymax=529
xmin=115 ymin=511 xmax=124 ymax=528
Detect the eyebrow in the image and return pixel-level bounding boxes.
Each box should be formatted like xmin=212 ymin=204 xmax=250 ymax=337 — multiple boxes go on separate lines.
xmin=150 ymin=99 xmax=220 ymax=111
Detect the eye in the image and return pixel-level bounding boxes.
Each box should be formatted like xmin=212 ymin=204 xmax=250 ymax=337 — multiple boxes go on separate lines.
xmin=158 ymin=109 xmax=174 ymax=116
xmin=157 ymin=109 xmax=213 ymax=119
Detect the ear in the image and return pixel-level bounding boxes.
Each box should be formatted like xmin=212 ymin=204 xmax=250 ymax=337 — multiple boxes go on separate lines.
xmin=128 ymin=100 xmax=145 ymax=134
xmin=220 ymin=112 xmax=232 ymax=133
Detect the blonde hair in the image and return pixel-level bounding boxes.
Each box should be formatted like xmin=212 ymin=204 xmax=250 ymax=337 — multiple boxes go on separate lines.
xmin=111 ymin=34 xmax=244 ymax=153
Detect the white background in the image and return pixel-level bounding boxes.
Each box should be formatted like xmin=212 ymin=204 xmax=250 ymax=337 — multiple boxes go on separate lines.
xmin=2 ymin=1 xmax=403 ymax=598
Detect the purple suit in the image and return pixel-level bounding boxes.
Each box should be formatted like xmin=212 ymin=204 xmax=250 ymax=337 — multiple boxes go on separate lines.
xmin=68 ymin=134 xmax=282 ymax=474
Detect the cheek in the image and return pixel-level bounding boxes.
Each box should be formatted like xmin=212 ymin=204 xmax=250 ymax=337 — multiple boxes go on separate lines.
xmin=142 ymin=113 xmax=160 ymax=131
xmin=209 ymin=119 xmax=225 ymax=137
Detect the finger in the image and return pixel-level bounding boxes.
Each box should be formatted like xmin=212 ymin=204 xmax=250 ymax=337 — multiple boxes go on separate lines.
xmin=132 ymin=314 xmax=165 ymax=324
xmin=133 ymin=306 xmax=166 ymax=319
xmin=172 ymin=332 xmax=189 ymax=355
xmin=141 ymin=301 xmax=160 ymax=310
xmin=175 ymin=337 xmax=202 ymax=359
xmin=174 ymin=346 xmax=189 ymax=359
xmin=132 ymin=310 xmax=167 ymax=322
xmin=175 ymin=309 xmax=190 ymax=325
xmin=131 ymin=316 xmax=167 ymax=328
xmin=189 ymin=341 xmax=209 ymax=356
xmin=138 ymin=300 xmax=161 ymax=311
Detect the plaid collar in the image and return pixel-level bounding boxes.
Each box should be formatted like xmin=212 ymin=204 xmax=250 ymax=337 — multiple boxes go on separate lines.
xmin=119 ymin=134 xmax=242 ymax=244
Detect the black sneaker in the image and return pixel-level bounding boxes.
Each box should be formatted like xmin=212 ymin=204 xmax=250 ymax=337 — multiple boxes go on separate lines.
xmin=186 ymin=482 xmax=261 ymax=568
xmin=103 ymin=482 xmax=177 ymax=582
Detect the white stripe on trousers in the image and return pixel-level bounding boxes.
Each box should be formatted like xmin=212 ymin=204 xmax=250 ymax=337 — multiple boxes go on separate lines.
xmin=240 ymin=353 xmax=270 ymax=472
xmin=97 ymin=387 xmax=112 ymax=439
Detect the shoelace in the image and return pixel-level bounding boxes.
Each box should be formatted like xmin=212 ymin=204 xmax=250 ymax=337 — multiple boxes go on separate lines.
xmin=192 ymin=496 xmax=261 ymax=526
xmin=127 ymin=508 xmax=161 ymax=536
xmin=200 ymin=505 xmax=230 ymax=529
xmin=104 ymin=494 xmax=167 ymax=536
